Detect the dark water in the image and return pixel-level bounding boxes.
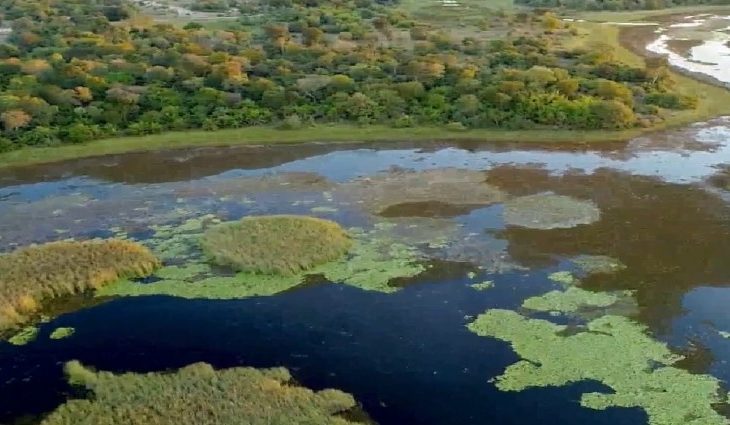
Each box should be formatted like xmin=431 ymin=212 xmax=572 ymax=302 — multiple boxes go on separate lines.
xmin=3 ymin=119 xmax=730 ymax=424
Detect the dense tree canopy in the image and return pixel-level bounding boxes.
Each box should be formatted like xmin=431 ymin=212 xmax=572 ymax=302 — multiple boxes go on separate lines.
xmin=0 ymin=0 xmax=695 ymax=150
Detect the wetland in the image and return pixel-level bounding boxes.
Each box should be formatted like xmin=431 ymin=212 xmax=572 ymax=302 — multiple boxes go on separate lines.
xmin=4 ymin=115 xmax=730 ymax=424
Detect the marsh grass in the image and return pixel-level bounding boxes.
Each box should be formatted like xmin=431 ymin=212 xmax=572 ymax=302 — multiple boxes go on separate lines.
xmin=43 ymin=361 xmax=367 ymax=425
xmin=0 ymin=240 xmax=160 ymax=329
xmin=201 ymin=215 xmax=352 ymax=276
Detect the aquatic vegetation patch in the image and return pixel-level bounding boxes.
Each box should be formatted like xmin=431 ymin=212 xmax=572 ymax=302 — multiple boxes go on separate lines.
xmin=548 ymin=271 xmax=577 ymax=286
xmin=311 ymin=227 xmax=426 ymax=293
xmin=100 ymin=224 xmax=425 ymax=299
xmin=572 ymin=255 xmax=626 ymax=276
xmin=468 ymin=309 xmax=728 ymax=425
xmin=7 ymin=325 xmax=38 ymax=345
xmin=503 ymin=193 xmax=600 ymax=230
xmin=338 ymin=168 xmax=506 ymax=215
xmin=311 ymin=206 xmax=339 ymax=213
xmin=42 ymin=361 xmax=368 ymax=425
xmin=0 ymin=240 xmax=160 ymax=329
xmin=521 ymin=287 xmax=631 ymax=313
xmin=471 ymin=281 xmax=495 ymax=291
xmin=201 ymin=215 xmax=352 ymax=276
xmin=98 ymin=273 xmax=304 ymax=300
xmin=49 ymin=327 xmax=75 ymax=340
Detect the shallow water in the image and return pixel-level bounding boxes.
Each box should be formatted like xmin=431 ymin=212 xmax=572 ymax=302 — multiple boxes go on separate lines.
xmin=3 ymin=121 xmax=730 ymax=424
xmin=644 ymin=13 xmax=730 ymax=84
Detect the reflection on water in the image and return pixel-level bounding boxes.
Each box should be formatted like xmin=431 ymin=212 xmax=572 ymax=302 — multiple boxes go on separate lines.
xmin=2 ymin=119 xmax=730 ymax=424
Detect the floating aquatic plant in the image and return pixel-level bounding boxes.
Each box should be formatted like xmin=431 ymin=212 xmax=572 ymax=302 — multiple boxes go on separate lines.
xmin=42 ymin=361 xmax=368 ymax=425
xmin=468 ymin=309 xmax=728 ymax=425
xmin=311 ymin=206 xmax=339 ymax=213
xmin=0 ymin=240 xmax=160 ymax=329
xmin=471 ymin=281 xmax=495 ymax=291
xmin=311 ymin=227 xmax=425 ymax=293
xmin=572 ymin=255 xmax=626 ymax=275
xmin=201 ymin=215 xmax=352 ymax=276
xmin=49 ymin=327 xmax=75 ymax=340
xmin=98 ymin=273 xmax=304 ymax=300
xmin=503 ymin=193 xmax=600 ymax=230
xmin=521 ymin=287 xmax=630 ymax=313
xmin=548 ymin=271 xmax=577 ymax=286
xmin=7 ymin=325 xmax=38 ymax=345
xmin=100 ymin=224 xmax=425 ymax=299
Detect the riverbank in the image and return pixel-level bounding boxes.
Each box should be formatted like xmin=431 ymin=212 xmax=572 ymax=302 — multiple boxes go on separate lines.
xmin=0 ymin=125 xmax=646 ymax=169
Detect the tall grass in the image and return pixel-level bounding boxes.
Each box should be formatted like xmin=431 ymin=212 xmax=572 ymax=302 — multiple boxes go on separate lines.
xmin=0 ymin=240 xmax=160 ymax=329
xmin=43 ymin=361 xmax=366 ymax=425
xmin=200 ymin=215 xmax=352 ymax=276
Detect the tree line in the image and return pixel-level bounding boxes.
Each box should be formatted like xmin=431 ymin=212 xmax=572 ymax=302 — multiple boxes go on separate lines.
xmin=0 ymin=0 xmax=696 ymax=151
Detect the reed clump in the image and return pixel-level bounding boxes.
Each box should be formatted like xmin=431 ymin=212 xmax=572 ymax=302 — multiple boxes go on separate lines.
xmin=42 ymin=361 xmax=367 ymax=425
xmin=200 ymin=215 xmax=352 ymax=276
xmin=0 ymin=240 xmax=160 ymax=329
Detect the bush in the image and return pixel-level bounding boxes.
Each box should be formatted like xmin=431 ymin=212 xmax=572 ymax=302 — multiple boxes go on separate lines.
xmin=278 ymin=114 xmax=304 ymax=130
xmin=645 ymin=92 xmax=698 ymax=110
xmin=392 ymin=115 xmax=415 ymax=128
xmin=445 ymin=121 xmax=468 ymax=132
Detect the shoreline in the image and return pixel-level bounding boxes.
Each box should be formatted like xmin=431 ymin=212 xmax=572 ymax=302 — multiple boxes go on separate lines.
xmin=2 ymin=9 xmax=730 ymax=168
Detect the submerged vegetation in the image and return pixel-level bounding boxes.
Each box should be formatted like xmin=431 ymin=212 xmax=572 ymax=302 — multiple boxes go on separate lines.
xmin=201 ymin=215 xmax=352 ymax=276
xmin=0 ymin=239 xmax=160 ymax=329
xmin=42 ymin=361 xmax=368 ymax=425
xmin=468 ymin=309 xmax=728 ymax=425
xmin=503 ymin=194 xmax=600 ymax=229
xmin=571 ymin=255 xmax=626 ymax=276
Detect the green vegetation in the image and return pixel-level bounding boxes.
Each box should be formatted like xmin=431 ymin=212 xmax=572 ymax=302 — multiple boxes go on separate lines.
xmin=548 ymin=271 xmax=577 ymax=285
xmin=98 ymin=269 xmax=305 ymax=299
xmin=42 ymin=361 xmax=368 ymax=425
xmin=572 ymin=255 xmax=626 ymax=275
xmin=565 ymin=21 xmax=730 ymax=129
xmin=0 ymin=239 xmax=160 ymax=329
xmin=99 ymin=218 xmax=425 ymax=299
xmin=0 ymin=0 xmax=706 ymax=160
xmin=7 ymin=324 xmax=38 ymax=345
xmin=503 ymin=194 xmax=600 ymax=229
xmin=521 ymin=287 xmax=630 ymax=313
xmin=49 ymin=326 xmax=75 ymax=340
xmin=468 ymin=309 xmax=728 ymax=425
xmin=471 ymin=281 xmax=495 ymax=291
xmin=201 ymin=215 xmax=352 ymax=276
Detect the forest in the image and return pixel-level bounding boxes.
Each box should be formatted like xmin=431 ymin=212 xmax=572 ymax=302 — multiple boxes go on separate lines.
xmin=0 ymin=0 xmax=697 ymax=151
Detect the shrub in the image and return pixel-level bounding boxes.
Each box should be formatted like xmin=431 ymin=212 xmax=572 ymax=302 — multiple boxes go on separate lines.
xmin=392 ymin=115 xmax=415 ymax=128
xmin=445 ymin=121 xmax=468 ymax=132
xmin=200 ymin=215 xmax=352 ymax=276
xmin=43 ymin=361 xmax=366 ymax=425
xmin=645 ymin=92 xmax=698 ymax=110
xmin=278 ymin=114 xmax=304 ymax=130
xmin=0 ymin=240 xmax=160 ymax=329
